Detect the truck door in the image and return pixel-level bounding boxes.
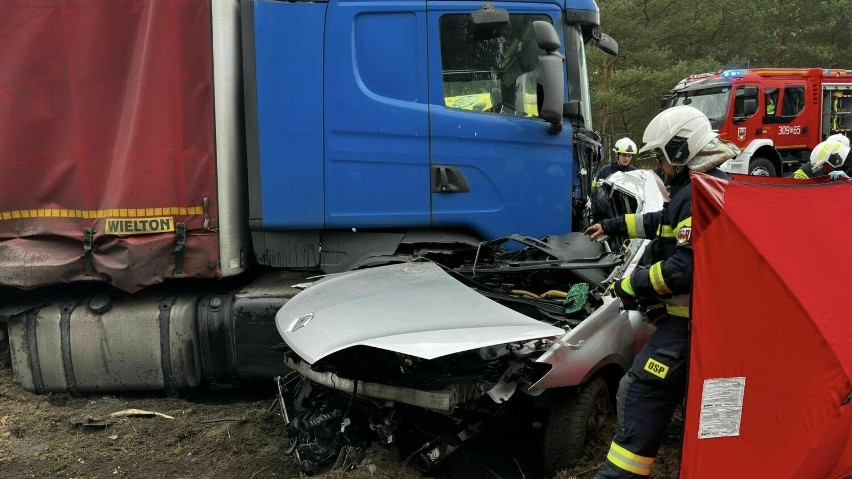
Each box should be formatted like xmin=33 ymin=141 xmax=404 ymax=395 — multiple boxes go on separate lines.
xmin=426 ymin=3 xmax=573 ymax=240
xmin=760 ymin=85 xmax=781 ymax=146
xmin=324 ymin=1 xmax=430 ymax=228
xmin=772 ymin=83 xmax=808 ymax=149
xmin=731 ymin=84 xmax=761 ymax=149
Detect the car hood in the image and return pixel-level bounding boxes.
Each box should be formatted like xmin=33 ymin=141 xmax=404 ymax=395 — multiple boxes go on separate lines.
xmin=276 ymin=262 xmax=564 ymax=364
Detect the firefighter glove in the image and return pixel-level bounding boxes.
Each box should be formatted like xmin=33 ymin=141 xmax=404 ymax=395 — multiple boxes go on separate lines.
xmin=640 ymin=301 xmax=668 ymax=325
xmin=610 ymin=277 xmax=638 ymax=309
xmin=829 ymin=170 xmax=849 ymax=181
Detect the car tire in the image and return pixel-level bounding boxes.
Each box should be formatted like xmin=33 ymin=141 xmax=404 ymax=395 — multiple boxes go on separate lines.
xmin=541 ymin=376 xmax=612 ymax=476
xmin=748 ymin=157 xmax=776 ymax=177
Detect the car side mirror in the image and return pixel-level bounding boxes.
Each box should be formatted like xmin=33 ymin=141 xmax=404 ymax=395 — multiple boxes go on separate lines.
xmin=533 ymin=21 xmax=564 ymax=133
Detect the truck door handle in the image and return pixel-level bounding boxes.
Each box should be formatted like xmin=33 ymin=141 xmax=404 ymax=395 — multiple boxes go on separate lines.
xmin=431 ymin=166 xmax=470 ymax=193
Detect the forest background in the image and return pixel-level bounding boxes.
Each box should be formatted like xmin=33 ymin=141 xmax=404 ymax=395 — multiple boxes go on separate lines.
xmin=590 ymin=0 xmax=852 ymax=159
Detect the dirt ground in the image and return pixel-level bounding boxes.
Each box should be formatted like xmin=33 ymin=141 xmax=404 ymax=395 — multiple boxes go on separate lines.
xmin=0 ymin=343 xmax=682 ymax=479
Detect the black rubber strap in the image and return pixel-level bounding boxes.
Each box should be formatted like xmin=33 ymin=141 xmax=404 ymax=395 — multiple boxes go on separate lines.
xmin=82 ymin=228 xmax=94 ymax=279
xmin=59 ymin=300 xmax=82 ymax=397
xmin=158 ymin=296 xmax=179 ymax=397
xmin=25 ymin=309 xmax=45 ymax=394
xmin=174 ymin=223 xmax=186 ymax=278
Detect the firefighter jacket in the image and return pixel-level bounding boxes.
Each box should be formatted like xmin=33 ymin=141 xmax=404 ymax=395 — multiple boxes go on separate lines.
xmin=592 ymin=164 xmax=638 ymax=188
xmin=792 ymin=162 xmax=823 ymax=179
xmin=600 ymin=168 xmax=730 ymax=318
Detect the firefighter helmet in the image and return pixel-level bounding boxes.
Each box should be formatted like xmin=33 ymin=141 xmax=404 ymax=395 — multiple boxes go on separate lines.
xmin=613 ymin=137 xmax=637 ymax=155
xmin=637 ymin=106 xmax=718 ymax=167
xmin=810 ymin=139 xmax=851 ymax=171
xmin=827 ymin=133 xmax=850 ymax=149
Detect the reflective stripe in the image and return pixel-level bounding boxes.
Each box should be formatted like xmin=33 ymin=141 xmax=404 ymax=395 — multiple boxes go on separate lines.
xmin=792 ymin=169 xmax=810 ymax=179
xmin=649 ymin=261 xmax=672 ymax=295
xmin=621 ymin=277 xmax=635 ymax=296
xmin=664 ymin=294 xmax=690 ymax=306
xmin=665 ymin=304 xmax=690 ymax=317
xmin=675 ymin=217 xmax=692 ymax=232
xmin=659 ymin=224 xmax=674 ymax=238
xmin=663 ymin=294 xmax=690 ymax=317
xmin=633 ymin=214 xmax=646 ymax=238
xmin=0 ymin=205 xmax=205 ymax=221
xmin=626 ymin=214 xmax=637 ymax=237
xmin=607 ymin=441 xmax=654 ymax=476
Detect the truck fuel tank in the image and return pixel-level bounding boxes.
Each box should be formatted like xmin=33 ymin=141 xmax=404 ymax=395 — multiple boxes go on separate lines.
xmin=7 ymin=287 xmax=204 ymax=394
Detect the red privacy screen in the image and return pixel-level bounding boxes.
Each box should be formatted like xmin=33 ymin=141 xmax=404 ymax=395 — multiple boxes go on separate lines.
xmin=683 ymin=173 xmax=852 ymax=478
xmin=0 ymin=1 xmax=220 ymax=292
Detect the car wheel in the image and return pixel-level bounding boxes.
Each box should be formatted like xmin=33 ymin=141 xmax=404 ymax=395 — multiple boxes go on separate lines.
xmin=748 ymin=157 xmax=776 ymax=177
xmin=541 ymin=376 xmax=613 ymax=476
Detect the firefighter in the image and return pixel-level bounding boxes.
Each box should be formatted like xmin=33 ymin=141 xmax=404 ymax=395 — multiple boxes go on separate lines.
xmin=827 ymin=133 xmax=850 ymax=147
xmin=593 ymin=137 xmax=639 ymax=188
xmin=584 ymin=106 xmax=735 ymax=479
xmin=791 ymin=138 xmax=850 ymax=180
xmin=827 ymin=134 xmax=852 ymax=177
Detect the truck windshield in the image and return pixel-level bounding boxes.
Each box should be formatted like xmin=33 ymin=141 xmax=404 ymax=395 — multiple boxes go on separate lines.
xmin=439 ymin=14 xmax=550 ymax=118
xmin=672 ymin=87 xmax=731 ymax=127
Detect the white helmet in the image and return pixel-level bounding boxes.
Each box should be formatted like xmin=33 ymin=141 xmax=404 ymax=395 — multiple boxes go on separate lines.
xmin=810 ymin=139 xmax=850 ymax=171
xmin=613 ymin=137 xmax=638 ymax=155
xmin=826 ymin=133 xmax=850 ymax=149
xmin=638 ymin=106 xmax=718 ymax=167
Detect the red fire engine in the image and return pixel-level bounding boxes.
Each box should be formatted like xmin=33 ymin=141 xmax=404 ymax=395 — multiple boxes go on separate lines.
xmin=665 ymin=68 xmax=852 ymax=176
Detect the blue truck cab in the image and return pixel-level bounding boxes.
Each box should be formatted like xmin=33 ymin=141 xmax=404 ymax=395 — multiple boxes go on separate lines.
xmin=242 ymin=0 xmax=616 ymax=272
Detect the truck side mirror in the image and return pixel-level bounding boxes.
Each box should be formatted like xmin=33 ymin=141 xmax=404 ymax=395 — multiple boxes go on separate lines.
xmin=533 ymin=21 xmax=564 ymax=133
xmin=659 ymin=96 xmax=671 ymax=110
xmin=595 ymin=33 xmax=618 ymax=56
xmin=743 ymin=86 xmax=758 ymax=97
xmin=533 ymin=20 xmax=561 ymax=50
xmin=469 ymin=3 xmax=509 ymax=40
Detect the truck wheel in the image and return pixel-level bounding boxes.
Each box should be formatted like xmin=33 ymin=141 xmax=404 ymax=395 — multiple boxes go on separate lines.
xmin=748 ymin=157 xmax=776 ymax=177
xmin=542 ymin=376 xmax=612 ymax=475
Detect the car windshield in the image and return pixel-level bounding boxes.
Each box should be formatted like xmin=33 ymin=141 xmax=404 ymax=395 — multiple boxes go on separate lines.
xmin=672 ymin=87 xmax=731 ymax=126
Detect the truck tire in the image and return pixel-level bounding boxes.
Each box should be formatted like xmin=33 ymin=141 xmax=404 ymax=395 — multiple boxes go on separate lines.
xmin=748 ymin=157 xmax=776 ymax=177
xmin=542 ymin=376 xmax=612 ymax=475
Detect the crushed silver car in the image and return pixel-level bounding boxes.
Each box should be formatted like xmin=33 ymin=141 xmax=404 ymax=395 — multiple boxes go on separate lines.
xmin=273 ymin=170 xmax=667 ymax=474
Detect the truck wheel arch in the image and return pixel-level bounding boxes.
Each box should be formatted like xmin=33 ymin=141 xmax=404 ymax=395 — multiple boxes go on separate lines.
xmin=733 ymin=140 xmax=781 ymax=177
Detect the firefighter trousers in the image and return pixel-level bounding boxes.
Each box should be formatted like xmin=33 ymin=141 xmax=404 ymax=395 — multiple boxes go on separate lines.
xmin=594 ymin=317 xmax=690 ymax=479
